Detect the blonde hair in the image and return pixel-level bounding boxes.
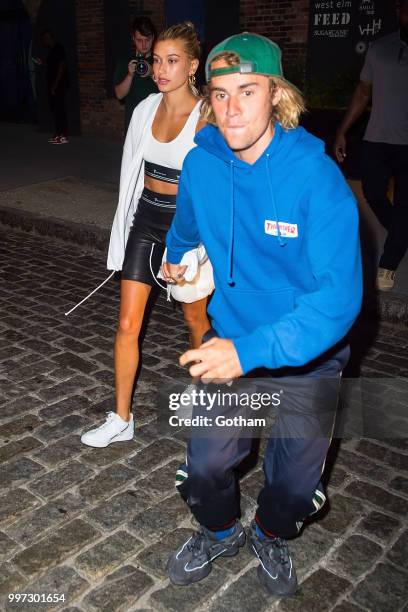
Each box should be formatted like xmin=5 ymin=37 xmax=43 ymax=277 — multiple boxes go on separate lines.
xmin=156 ymin=22 xmax=201 ymax=94
xmin=201 ymin=51 xmax=305 ymax=129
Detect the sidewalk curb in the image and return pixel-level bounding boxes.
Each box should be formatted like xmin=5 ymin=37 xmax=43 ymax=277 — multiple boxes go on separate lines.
xmin=0 ymin=205 xmax=109 ymax=252
xmin=1 ymin=204 xmax=407 ymax=326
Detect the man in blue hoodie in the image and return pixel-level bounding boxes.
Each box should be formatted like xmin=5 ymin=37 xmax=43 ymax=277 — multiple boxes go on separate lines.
xmin=163 ymin=33 xmax=362 ymax=597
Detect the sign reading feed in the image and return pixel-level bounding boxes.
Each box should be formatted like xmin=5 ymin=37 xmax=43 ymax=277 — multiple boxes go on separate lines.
xmin=307 ymin=0 xmax=397 ymax=85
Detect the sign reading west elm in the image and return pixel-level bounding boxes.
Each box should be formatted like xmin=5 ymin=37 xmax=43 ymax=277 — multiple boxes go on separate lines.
xmin=307 ymin=0 xmax=397 ymax=84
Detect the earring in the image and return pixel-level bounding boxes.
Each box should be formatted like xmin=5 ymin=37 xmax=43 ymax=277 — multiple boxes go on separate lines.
xmin=189 ymin=74 xmax=196 ymax=86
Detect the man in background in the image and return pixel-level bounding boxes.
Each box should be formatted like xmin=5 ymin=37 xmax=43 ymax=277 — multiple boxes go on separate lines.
xmin=334 ymin=0 xmax=408 ymax=291
xmin=33 ymin=30 xmax=70 ymax=144
xmin=114 ymin=16 xmax=158 ymax=133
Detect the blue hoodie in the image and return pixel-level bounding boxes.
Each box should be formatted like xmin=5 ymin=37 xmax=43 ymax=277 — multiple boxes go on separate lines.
xmin=166 ymin=123 xmax=362 ymax=375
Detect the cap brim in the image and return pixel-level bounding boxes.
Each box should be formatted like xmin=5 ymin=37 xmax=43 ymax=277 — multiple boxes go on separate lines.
xmin=207 ymin=65 xmax=302 ymax=95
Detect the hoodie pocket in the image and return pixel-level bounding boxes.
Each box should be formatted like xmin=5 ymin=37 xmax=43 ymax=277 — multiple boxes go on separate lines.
xmin=235 ymin=287 xmax=295 ymax=321
xmin=209 ymin=286 xmax=296 ymax=336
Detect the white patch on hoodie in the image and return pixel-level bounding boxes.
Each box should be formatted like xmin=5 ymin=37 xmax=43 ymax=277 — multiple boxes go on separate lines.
xmin=264 ymin=220 xmax=299 ymax=238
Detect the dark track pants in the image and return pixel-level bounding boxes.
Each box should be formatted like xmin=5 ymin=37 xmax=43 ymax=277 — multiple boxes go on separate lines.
xmin=361 ymin=141 xmax=408 ymax=271
xmin=177 ymin=346 xmax=348 ymax=539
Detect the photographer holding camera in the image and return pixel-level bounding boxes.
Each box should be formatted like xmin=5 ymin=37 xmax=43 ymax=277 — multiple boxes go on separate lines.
xmin=114 ymin=16 xmax=158 ymax=132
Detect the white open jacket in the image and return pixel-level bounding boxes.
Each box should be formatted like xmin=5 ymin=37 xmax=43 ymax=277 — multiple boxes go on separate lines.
xmin=107 ymin=93 xmax=201 ymax=271
xmin=65 ymin=94 xmax=207 ymax=316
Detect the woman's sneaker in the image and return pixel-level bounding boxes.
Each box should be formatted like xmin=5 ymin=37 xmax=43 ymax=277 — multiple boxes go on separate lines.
xmin=81 ymin=412 xmax=134 ymax=447
xmin=248 ymin=521 xmax=298 ymax=597
xmin=167 ymin=520 xmax=246 ymax=586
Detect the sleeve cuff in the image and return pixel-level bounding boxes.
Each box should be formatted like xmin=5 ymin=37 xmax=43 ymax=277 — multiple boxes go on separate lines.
xmin=233 ymin=329 xmax=272 ymax=375
xmin=166 ymin=248 xmax=185 ymax=264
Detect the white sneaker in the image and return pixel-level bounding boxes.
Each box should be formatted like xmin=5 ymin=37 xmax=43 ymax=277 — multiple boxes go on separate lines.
xmin=81 ymin=412 xmax=134 ymax=447
xmin=376 ymin=267 xmax=395 ymax=292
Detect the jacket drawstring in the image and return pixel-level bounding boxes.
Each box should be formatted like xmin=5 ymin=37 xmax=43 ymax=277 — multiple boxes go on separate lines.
xmin=266 ymin=153 xmax=286 ymax=247
xmin=227 ymin=160 xmax=235 ymax=285
xmin=65 ymin=271 xmax=115 ymax=316
xmin=65 ymin=241 xmax=171 ymax=316
xmin=149 ymin=242 xmax=171 ymax=300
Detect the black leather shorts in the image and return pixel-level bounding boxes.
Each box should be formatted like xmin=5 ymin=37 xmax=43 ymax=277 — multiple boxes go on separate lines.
xmin=121 ymin=188 xmax=176 ymax=286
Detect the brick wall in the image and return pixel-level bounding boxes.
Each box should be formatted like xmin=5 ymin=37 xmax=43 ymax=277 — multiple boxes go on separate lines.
xmin=240 ymin=0 xmax=309 ymax=75
xmin=129 ymin=0 xmax=165 ymax=33
xmin=75 ymin=0 xmax=122 ymax=137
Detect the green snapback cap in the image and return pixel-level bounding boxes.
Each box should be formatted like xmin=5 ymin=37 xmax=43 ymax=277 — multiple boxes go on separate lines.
xmin=205 ymin=32 xmax=284 ymax=82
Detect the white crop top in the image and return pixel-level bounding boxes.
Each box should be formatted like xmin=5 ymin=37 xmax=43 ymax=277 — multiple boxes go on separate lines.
xmin=144 ymin=100 xmax=201 ymax=172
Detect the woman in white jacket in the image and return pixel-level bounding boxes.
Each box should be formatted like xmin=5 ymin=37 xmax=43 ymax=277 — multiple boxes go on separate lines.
xmin=81 ymin=22 xmax=210 ymax=448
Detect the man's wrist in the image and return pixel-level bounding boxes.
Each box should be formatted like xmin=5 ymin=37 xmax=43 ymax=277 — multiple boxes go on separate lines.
xmin=166 ymin=247 xmax=184 ymax=265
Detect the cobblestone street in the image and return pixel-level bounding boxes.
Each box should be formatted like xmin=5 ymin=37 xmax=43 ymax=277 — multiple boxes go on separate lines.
xmin=0 ymin=226 xmax=407 ymax=612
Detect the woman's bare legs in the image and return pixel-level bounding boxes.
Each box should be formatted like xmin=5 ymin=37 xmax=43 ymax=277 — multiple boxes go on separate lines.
xmin=181 ymin=297 xmax=211 ymax=349
xmin=115 ymin=287 xmax=209 ymax=421
xmin=114 ymin=279 xmax=152 ymax=421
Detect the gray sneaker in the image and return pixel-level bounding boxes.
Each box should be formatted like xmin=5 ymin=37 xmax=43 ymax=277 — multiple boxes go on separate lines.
xmin=167 ymin=520 xmax=246 ymax=586
xmin=248 ymin=521 xmax=298 ymax=597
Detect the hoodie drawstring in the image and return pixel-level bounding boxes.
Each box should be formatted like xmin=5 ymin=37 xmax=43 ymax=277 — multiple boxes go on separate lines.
xmin=227 ymin=161 xmax=235 ymax=286
xmin=266 ymin=153 xmax=286 ymax=247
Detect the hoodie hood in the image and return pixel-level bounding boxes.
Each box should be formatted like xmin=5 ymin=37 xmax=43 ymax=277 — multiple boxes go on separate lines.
xmin=194 ymin=123 xmax=325 ymax=284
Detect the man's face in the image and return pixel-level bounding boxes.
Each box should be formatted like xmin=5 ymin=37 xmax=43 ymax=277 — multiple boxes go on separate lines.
xmin=209 ymin=59 xmax=281 ymax=161
xmin=133 ymin=30 xmax=153 ymax=55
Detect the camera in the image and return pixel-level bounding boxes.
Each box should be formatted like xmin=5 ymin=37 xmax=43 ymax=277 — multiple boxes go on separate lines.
xmin=134 ymin=53 xmax=151 ymax=77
